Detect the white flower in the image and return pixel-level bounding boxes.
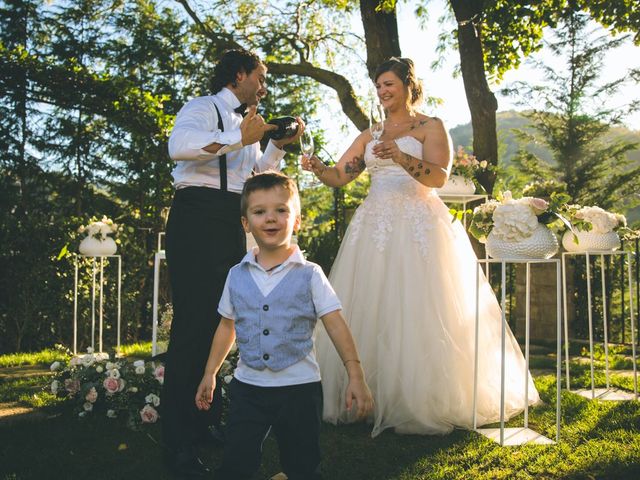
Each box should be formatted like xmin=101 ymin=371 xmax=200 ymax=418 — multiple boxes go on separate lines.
xmin=576 ymin=206 xmax=619 ymax=233
xmin=133 ymin=360 xmax=145 ymax=368
xmin=50 ymin=361 xmax=61 ymax=372
xmin=96 ymin=365 xmax=104 ymax=373
xmin=95 ymin=352 xmax=110 ymax=362
xmin=105 ymin=362 xmax=116 ymax=371
xmin=106 ymin=409 xmax=117 ymax=418
xmin=86 ymin=347 xmax=94 ymax=354
xmin=83 ymin=402 xmax=93 ymax=412
xmin=224 ymin=375 xmax=233 ymax=384
xmin=51 ymin=380 xmax=59 ymax=394
xmin=128 ymin=386 xmax=138 ymax=393
xmin=135 ymin=366 xmax=146 ymax=375
xmin=145 ymin=393 xmax=161 ymax=407
xmin=140 ymin=405 xmax=159 ymax=423
xmin=79 ymin=411 xmax=87 ymax=418
xmin=109 ymin=368 xmax=121 ymax=379
xmin=70 ymin=356 xmax=81 ymax=367
xmin=492 ymin=202 xmax=539 ymax=241
xmin=81 ymin=354 xmax=95 ymax=367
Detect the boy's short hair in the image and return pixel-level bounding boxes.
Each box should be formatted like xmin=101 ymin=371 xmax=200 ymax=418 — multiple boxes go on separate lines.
xmin=241 ymin=171 xmax=301 ymax=217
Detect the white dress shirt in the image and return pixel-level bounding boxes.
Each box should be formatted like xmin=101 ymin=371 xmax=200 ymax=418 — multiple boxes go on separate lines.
xmin=168 ymin=88 xmax=286 ymax=193
xmin=218 ymin=246 xmax=342 ymax=387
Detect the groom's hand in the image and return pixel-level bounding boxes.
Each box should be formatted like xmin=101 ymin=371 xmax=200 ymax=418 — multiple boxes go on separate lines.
xmin=272 ymin=117 xmax=305 ymax=149
xmin=241 ymin=105 xmax=277 ymax=146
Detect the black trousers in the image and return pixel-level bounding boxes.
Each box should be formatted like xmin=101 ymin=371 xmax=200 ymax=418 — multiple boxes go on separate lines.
xmin=216 ymin=379 xmax=323 ymax=480
xmin=162 ymin=186 xmax=246 ymax=451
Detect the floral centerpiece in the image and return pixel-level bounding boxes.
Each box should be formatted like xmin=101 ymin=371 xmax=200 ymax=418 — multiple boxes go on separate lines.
xmin=561 ymin=205 xmax=627 ymax=252
xmin=78 ymin=216 xmax=121 ymax=256
xmin=437 ymin=146 xmax=490 ymax=195
xmin=469 ymin=191 xmax=570 ymax=259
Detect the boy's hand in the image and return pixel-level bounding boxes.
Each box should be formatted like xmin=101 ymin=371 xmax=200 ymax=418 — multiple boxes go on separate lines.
xmin=345 ymin=376 xmax=374 ymax=420
xmin=195 ymin=374 xmax=216 ymax=411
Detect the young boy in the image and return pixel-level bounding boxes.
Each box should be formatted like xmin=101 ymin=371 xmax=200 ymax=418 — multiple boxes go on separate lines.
xmin=195 ymin=171 xmax=373 ymax=480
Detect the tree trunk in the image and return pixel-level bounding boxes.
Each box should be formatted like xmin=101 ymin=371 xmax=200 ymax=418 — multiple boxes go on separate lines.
xmin=359 ymin=0 xmax=402 ymax=81
xmin=450 ymin=0 xmax=498 ymax=194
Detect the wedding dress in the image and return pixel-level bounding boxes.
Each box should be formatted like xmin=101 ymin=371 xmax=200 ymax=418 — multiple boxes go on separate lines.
xmin=316 ymin=136 xmax=540 ymax=437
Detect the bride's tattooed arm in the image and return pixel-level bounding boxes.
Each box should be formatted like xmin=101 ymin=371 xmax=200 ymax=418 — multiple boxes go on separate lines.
xmin=343 ymin=155 xmax=366 ymax=180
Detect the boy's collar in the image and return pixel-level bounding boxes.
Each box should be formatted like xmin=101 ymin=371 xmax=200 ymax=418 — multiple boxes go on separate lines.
xmin=241 ymin=245 xmax=306 ymax=270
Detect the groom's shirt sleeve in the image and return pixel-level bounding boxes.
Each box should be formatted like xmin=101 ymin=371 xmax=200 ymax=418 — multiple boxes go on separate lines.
xmin=310 ymin=265 xmax=342 ymax=317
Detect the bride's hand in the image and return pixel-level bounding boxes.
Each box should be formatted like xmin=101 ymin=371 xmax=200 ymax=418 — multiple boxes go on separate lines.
xmin=372 ymin=140 xmax=402 ymax=163
xmin=301 ymin=154 xmax=326 ymax=177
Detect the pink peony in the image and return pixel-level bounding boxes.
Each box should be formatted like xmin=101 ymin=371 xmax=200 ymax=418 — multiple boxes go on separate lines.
xmin=154 ymin=365 xmax=165 ymax=384
xmin=103 ymin=377 xmax=125 ymax=394
xmin=64 ymin=378 xmax=81 ymax=395
xmin=140 ymin=404 xmax=159 ymax=423
xmin=529 ymin=197 xmax=549 ymax=215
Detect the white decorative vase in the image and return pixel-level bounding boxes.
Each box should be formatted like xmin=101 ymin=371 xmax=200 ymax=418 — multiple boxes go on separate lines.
xmin=486 ymin=223 xmax=559 ymax=260
xmin=436 ymin=175 xmax=476 ymax=195
xmin=79 ymin=236 xmax=117 ymax=256
xmin=561 ymin=230 xmax=620 ymax=253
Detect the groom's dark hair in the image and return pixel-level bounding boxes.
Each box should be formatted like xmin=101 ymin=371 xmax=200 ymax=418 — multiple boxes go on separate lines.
xmin=210 ymin=49 xmax=264 ymax=93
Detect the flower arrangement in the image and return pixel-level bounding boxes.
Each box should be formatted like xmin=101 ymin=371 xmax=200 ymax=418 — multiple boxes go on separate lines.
xmin=78 ymin=216 xmax=121 ymax=241
xmin=49 ymin=348 xmax=164 ymax=428
xmin=469 ymin=190 xmax=570 ymax=243
xmin=49 ymin=346 xmax=239 ymax=428
xmin=451 ymin=146 xmax=490 ymax=181
xmin=562 ymin=205 xmax=626 ymax=234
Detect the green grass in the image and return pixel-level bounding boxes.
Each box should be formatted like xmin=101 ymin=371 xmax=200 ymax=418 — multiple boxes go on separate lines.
xmin=0 ymin=347 xmax=70 ymax=368
xmin=117 ymin=341 xmax=153 ymax=359
xmin=1 ymin=347 xmax=639 ymax=479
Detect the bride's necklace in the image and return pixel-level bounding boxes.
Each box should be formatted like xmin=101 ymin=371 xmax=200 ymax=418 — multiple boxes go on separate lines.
xmin=388 ymin=115 xmax=416 ymax=127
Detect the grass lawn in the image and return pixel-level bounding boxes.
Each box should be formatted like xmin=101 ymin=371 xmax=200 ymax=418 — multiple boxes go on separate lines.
xmin=1 ymin=344 xmax=639 ymax=480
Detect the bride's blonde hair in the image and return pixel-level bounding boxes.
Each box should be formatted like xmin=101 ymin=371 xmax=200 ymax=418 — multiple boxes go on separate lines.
xmin=374 ymin=57 xmax=424 ymax=107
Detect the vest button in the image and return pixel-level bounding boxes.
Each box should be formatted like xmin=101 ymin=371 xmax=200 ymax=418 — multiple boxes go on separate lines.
xmin=263 ymin=353 xmax=270 ymax=360
xmin=263 ymin=329 xmax=269 ymax=336
xmin=263 ymin=305 xmax=269 ymax=311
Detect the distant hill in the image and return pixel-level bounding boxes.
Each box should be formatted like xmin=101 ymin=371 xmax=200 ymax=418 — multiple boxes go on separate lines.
xmin=449 ymin=110 xmax=640 ymax=225
xmin=449 ymin=110 xmax=640 ymax=166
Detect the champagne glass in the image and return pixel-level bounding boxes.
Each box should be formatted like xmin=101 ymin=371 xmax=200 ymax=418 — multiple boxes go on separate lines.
xmin=369 ymin=103 xmax=385 ymax=143
xmin=299 ymin=127 xmax=321 ymax=188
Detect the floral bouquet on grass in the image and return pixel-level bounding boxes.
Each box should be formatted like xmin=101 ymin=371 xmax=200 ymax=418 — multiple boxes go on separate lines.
xmin=469 ymin=190 xmax=571 ymax=243
xmin=451 ymin=146 xmax=490 ymax=182
xmin=49 ymin=348 xmax=164 ymax=428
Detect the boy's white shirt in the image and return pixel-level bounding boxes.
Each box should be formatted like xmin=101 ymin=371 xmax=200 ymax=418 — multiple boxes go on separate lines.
xmin=218 ymin=245 xmax=342 ymax=387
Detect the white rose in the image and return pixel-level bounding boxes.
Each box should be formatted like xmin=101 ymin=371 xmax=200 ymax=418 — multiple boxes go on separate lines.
xmin=50 ymin=361 xmax=61 ymax=372
xmin=133 ymin=360 xmax=145 ymax=368
xmin=145 ymin=393 xmax=161 ymax=407
xmin=109 ymin=368 xmax=121 ymax=379
xmin=51 ymin=380 xmax=59 ymax=394
xmin=106 ymin=409 xmax=117 ymax=418
xmin=81 ymin=354 xmax=95 ymax=367
xmin=83 ymin=402 xmax=93 ymax=412
xmin=95 ymin=365 xmax=104 ymax=373
xmin=106 ymin=362 xmax=115 ymax=371
xmin=86 ymin=347 xmax=94 ymax=354
xmin=128 ymin=386 xmax=138 ymax=393
xmin=135 ymin=366 xmax=146 ymax=375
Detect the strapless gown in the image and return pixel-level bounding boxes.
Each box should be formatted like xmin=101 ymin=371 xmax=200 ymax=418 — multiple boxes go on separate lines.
xmin=316 ymin=136 xmax=540 ymax=437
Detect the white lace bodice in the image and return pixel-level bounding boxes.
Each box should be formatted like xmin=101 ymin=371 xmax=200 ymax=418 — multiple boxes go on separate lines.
xmin=347 ymin=136 xmax=451 ymax=257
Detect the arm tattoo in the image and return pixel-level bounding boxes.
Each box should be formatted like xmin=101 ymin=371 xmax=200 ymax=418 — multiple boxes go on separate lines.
xmin=402 ymin=153 xmax=431 ymax=179
xmin=345 ymin=155 xmax=366 ymax=179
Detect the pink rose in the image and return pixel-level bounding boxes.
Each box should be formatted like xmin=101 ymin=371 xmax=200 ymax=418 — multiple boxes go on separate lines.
xmin=530 ymin=197 xmax=549 ymax=215
xmin=154 ymin=365 xmax=165 ymax=384
xmin=64 ymin=378 xmax=81 ymax=395
xmin=103 ymin=377 xmax=125 ymax=394
xmin=140 ymin=404 xmax=159 ymax=423
xmin=85 ymin=386 xmax=98 ymax=403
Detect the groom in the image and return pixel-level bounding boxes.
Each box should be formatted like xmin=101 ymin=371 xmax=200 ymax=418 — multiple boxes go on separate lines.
xmin=163 ymin=48 xmax=303 ymax=478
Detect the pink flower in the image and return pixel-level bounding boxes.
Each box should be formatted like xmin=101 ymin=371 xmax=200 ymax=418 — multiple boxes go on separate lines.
xmin=85 ymin=386 xmax=98 ymax=403
xmin=154 ymin=365 xmax=165 ymax=384
xmin=64 ymin=379 xmax=81 ymax=395
xmin=529 ymin=197 xmax=549 ymax=215
xmin=140 ymin=405 xmax=159 ymax=423
xmin=103 ymin=377 xmax=125 ymax=394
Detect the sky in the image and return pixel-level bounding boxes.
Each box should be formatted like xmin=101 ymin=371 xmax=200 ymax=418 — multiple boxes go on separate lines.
xmin=317 ymin=0 xmax=640 ymax=159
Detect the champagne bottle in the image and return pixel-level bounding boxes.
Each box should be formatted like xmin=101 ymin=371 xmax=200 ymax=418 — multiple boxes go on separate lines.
xmin=268 ymin=116 xmax=299 ymax=140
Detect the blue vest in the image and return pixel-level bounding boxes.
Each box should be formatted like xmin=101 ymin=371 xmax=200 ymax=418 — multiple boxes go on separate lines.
xmin=228 ymin=262 xmax=318 ymax=371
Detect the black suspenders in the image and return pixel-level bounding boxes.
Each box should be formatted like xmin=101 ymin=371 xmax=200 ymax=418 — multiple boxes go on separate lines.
xmin=213 ymin=103 xmax=228 ymax=192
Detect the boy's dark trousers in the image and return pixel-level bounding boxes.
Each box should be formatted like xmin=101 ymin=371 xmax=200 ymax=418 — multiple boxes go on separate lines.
xmin=162 ymin=186 xmax=246 ymax=452
xmin=216 ymin=379 xmax=324 ymax=480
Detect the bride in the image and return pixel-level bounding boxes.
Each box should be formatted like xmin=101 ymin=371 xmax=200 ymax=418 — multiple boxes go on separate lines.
xmin=303 ymin=57 xmax=540 ymax=437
